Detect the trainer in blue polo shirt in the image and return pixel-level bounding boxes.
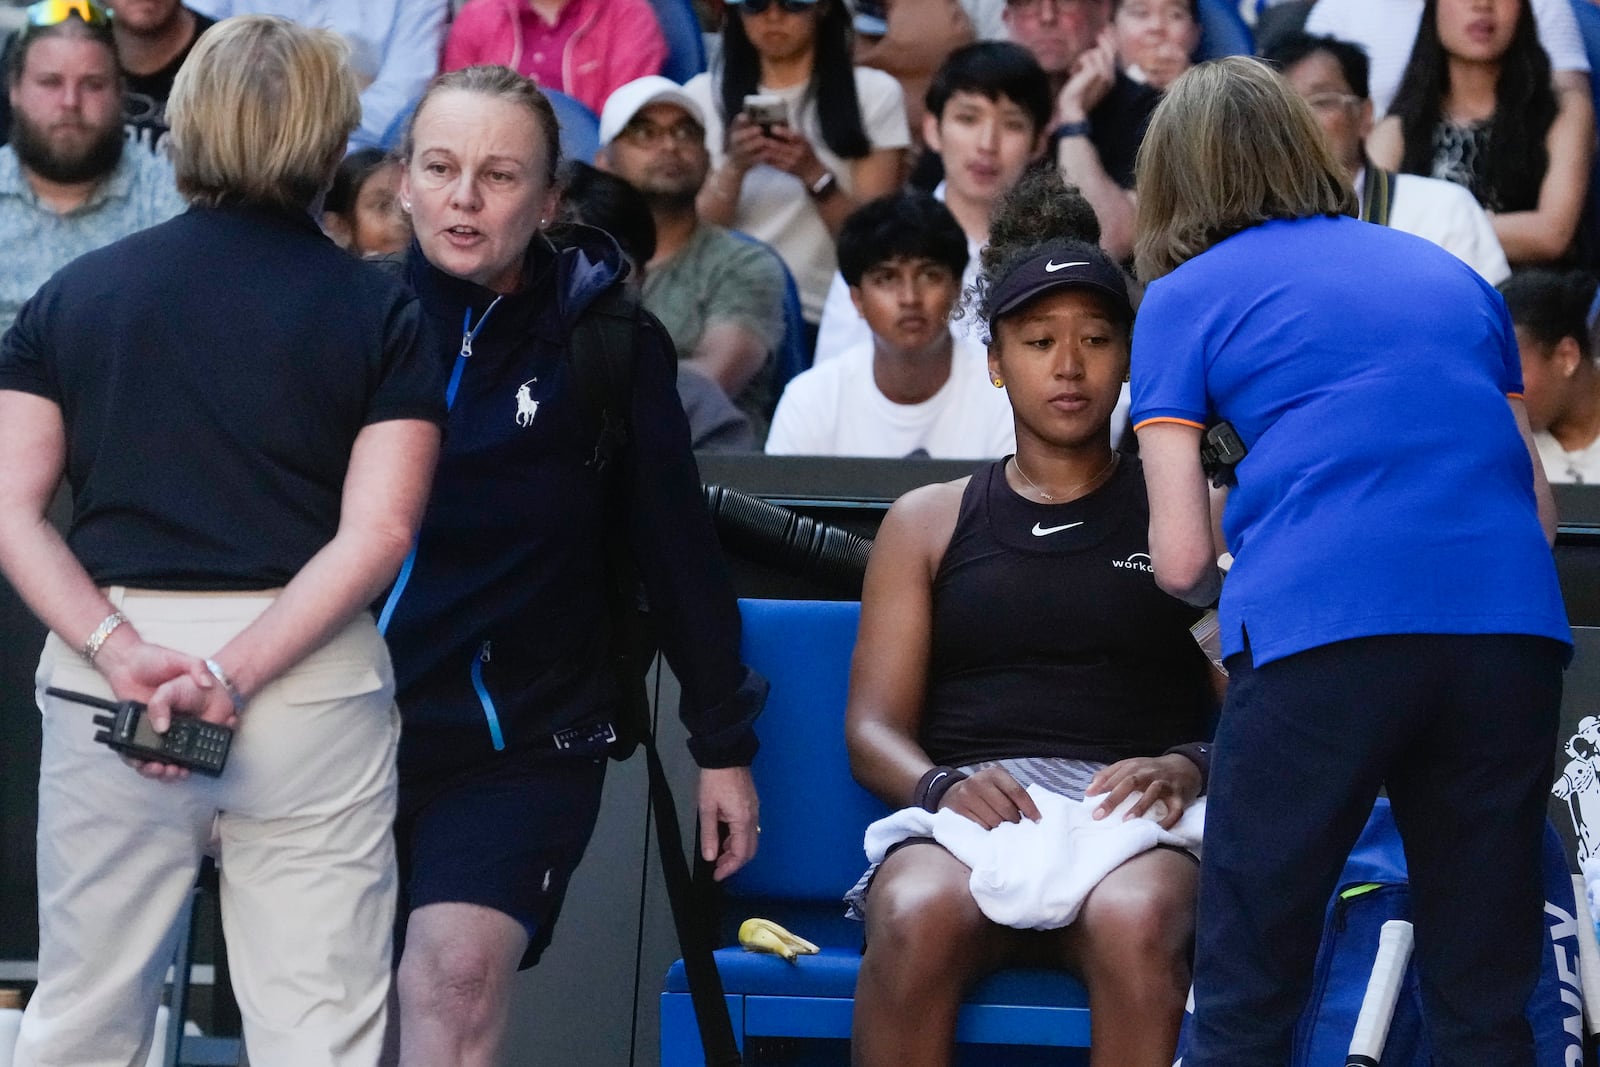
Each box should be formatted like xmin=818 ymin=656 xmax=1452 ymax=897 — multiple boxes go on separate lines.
xmin=1128 ymin=59 xmax=1570 ymax=1067
xmin=1132 ymin=214 xmax=1568 ymax=666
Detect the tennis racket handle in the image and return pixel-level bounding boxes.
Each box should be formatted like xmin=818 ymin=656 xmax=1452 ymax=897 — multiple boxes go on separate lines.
xmin=1345 ymin=919 xmax=1415 ymax=1067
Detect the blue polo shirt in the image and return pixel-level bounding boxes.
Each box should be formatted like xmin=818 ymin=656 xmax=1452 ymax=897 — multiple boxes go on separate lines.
xmin=1131 ymin=214 xmax=1570 ymax=666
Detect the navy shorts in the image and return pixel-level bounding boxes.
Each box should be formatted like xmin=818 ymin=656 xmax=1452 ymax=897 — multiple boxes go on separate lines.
xmin=395 ymin=749 xmax=608 ymax=970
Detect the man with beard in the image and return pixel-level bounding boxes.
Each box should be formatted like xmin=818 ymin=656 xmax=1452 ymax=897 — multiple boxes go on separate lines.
xmin=109 ymin=0 xmax=215 ymax=152
xmin=598 ymin=76 xmax=787 ymax=435
xmin=1 ymin=9 xmax=184 ymax=332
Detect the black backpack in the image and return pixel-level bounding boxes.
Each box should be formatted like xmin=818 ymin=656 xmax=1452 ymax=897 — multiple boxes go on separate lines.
xmin=558 ymin=277 xmax=749 ymax=1067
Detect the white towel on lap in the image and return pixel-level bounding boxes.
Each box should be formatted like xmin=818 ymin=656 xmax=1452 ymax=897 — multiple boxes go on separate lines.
xmin=863 ymin=785 xmax=1206 ymax=930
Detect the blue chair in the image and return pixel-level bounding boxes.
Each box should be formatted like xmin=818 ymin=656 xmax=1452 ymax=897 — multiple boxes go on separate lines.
xmin=659 ymin=599 xmax=1094 ymax=1066
xmin=545 ymin=88 xmax=601 ymax=166
xmin=1196 ymin=0 xmax=1255 ymax=60
xmin=728 ymin=232 xmax=813 ymax=403
xmin=650 ymin=0 xmax=708 ymax=83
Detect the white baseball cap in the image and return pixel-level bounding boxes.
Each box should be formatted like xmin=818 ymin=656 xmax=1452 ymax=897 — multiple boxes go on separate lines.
xmin=598 ymin=76 xmax=706 ymax=148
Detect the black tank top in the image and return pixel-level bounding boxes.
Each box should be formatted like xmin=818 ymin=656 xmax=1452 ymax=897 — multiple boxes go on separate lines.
xmin=919 ymin=456 xmax=1215 ymax=767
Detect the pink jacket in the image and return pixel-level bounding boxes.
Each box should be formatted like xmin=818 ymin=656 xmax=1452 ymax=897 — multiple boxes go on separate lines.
xmin=443 ymin=0 xmax=668 ymax=115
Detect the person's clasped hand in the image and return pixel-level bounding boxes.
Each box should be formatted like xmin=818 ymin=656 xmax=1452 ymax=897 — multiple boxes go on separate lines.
xmin=937 ymin=766 xmax=1043 ymax=830
xmin=1084 ymin=754 xmax=1202 ymax=830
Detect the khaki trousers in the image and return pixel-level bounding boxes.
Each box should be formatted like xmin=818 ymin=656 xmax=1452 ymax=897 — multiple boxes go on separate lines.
xmin=17 ymin=589 xmax=400 ymax=1067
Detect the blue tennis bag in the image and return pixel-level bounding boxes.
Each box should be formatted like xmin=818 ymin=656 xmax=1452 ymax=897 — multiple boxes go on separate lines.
xmin=1176 ymin=799 xmax=1587 ymax=1066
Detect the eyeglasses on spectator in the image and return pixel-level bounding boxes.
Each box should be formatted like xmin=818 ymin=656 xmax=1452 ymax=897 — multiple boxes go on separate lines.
xmin=25 ymin=0 xmax=110 ymax=28
xmin=728 ymin=0 xmax=819 ymax=15
xmin=1303 ymin=92 xmax=1362 ymax=114
xmin=1005 ymin=0 xmax=1097 ymax=12
xmin=619 ymin=119 xmax=704 ymax=149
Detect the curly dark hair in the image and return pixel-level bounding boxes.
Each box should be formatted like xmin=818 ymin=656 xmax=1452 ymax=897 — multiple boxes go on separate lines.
xmin=964 ymin=168 xmax=1104 ymax=337
xmin=1389 ymin=0 xmax=1555 ymax=212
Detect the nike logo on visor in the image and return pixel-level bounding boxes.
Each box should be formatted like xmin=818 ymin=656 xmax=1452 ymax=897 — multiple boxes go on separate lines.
xmin=1044 ymin=260 xmax=1088 ymax=273
xmin=1032 ymin=521 xmax=1085 ymax=536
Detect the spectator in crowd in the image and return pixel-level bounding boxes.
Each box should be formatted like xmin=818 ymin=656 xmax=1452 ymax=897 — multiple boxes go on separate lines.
xmin=1266 ymin=32 xmax=1509 ymax=283
xmin=559 ymin=156 xmax=756 ymax=450
xmin=383 ymin=65 xmax=764 ymax=1067
xmin=816 ymin=40 xmax=1054 ymax=358
xmin=443 ymin=0 xmax=667 ymax=116
xmin=1368 ymin=0 xmax=1592 ymax=265
xmin=0 ymin=17 xmax=443 ymax=1064
xmin=1501 ymin=268 xmax=1600 ymax=483
xmin=0 ymin=0 xmax=215 ymax=152
xmin=686 ymin=0 xmax=910 ymax=337
xmin=1 ymin=4 xmax=185 ymax=333
xmin=187 ymin=0 xmax=447 ymax=148
xmin=844 ymin=210 xmax=1215 ymax=1066
xmin=110 ymin=0 xmax=214 ymax=151
xmin=853 ymin=0 xmax=975 ymax=142
xmin=322 ymin=146 xmax=410 ymax=258
xmin=1003 ymin=0 xmax=1158 ymax=260
xmin=1305 ymin=0 xmax=1590 ymax=118
xmin=1132 ymin=57 xmax=1568 ymax=1067
xmin=597 ymin=75 xmax=785 ymax=437
xmin=766 ymin=192 xmax=1014 ymax=457
xmin=555 ymin=159 xmax=658 ymax=273
xmin=1112 ymin=0 xmax=1198 ymax=91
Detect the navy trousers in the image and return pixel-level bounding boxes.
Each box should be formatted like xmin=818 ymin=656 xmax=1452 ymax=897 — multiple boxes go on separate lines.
xmin=1183 ymin=633 xmax=1566 ymax=1067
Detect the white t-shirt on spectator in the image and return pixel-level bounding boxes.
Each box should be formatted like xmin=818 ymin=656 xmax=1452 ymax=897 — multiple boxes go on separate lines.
xmin=962 ymin=0 xmax=1010 ymax=41
xmin=1358 ymin=169 xmax=1511 ymax=284
xmin=1537 ymin=429 xmax=1600 ymax=484
xmin=682 ymin=68 xmax=911 ymax=322
xmin=765 ymin=336 xmax=1016 ymax=458
xmin=813 ymin=180 xmax=986 ymax=363
xmin=1305 ymin=0 xmax=1588 ymax=117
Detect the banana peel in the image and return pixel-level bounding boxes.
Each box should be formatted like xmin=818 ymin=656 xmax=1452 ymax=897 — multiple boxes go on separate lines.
xmin=738 ymin=917 xmax=819 ymax=962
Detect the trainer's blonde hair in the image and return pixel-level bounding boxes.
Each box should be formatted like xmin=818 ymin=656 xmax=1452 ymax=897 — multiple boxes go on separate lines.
xmin=1133 ymin=56 xmax=1353 ymax=282
xmin=167 ymin=15 xmax=360 ymax=209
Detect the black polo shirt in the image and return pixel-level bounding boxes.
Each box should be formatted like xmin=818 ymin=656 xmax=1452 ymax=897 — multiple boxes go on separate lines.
xmin=0 ymin=201 xmax=446 ymax=590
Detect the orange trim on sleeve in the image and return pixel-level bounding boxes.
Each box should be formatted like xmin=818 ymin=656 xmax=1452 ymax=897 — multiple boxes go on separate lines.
xmin=1506 ymin=391 xmax=1525 ymax=400
xmin=1132 ymin=416 xmax=1207 ymax=432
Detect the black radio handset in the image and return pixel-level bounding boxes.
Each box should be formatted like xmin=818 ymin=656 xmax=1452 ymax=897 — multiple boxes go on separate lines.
xmin=47 ymin=687 xmax=232 ymax=776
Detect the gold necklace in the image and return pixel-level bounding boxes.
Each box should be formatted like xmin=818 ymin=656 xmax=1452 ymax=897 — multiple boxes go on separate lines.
xmin=1010 ymin=451 xmax=1119 ymax=502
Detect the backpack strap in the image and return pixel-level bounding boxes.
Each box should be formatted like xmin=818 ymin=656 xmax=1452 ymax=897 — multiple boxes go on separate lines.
xmin=568 ymin=282 xmax=744 ymax=1067
xmin=1361 ymin=168 xmax=1394 ymax=228
xmin=569 ymin=282 xmax=639 ymax=476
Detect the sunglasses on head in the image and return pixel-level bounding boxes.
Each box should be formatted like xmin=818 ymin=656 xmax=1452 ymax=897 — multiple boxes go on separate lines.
xmin=729 ymin=0 xmax=818 ymax=14
xmin=24 ymin=0 xmax=111 ymax=27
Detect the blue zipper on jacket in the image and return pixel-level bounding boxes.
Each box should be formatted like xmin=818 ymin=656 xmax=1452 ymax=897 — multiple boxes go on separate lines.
xmin=376 ymin=298 xmax=506 ymax=749
xmin=470 ymin=640 xmax=506 ymax=751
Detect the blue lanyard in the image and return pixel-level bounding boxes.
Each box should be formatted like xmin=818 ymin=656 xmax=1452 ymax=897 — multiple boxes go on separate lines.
xmin=377 ymin=296 xmax=502 ymax=637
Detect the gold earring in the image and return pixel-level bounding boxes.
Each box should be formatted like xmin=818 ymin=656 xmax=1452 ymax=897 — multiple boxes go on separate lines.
xmin=992 ymin=376 xmax=1004 ymax=388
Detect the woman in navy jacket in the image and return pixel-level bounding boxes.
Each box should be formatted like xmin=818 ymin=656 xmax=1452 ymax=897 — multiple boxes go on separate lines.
xmin=379 ymin=65 xmax=765 ymax=1067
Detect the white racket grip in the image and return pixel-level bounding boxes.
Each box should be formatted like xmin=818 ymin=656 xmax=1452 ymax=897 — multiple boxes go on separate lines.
xmin=1572 ymin=875 xmax=1600 ymax=1037
xmin=1345 ymin=919 xmax=1414 ymax=1066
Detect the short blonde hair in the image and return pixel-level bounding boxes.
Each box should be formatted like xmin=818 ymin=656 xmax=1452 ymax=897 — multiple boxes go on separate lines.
xmin=167 ymin=15 xmax=360 ymax=209
xmin=1133 ymin=56 xmax=1354 ymax=282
